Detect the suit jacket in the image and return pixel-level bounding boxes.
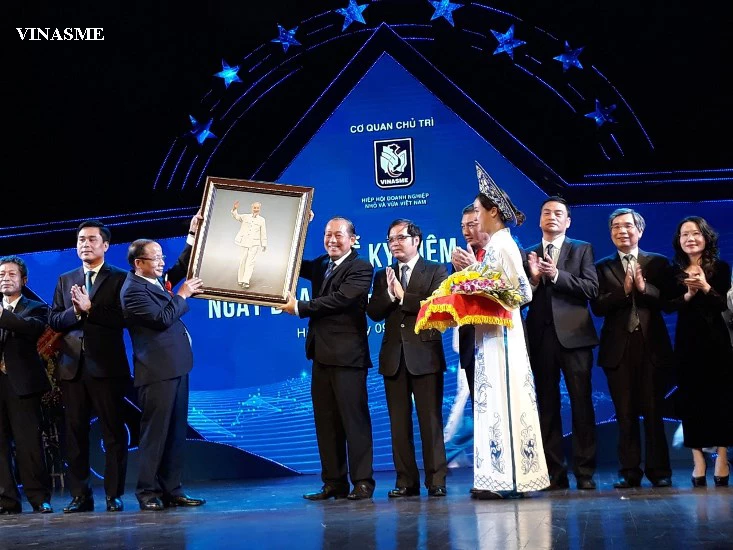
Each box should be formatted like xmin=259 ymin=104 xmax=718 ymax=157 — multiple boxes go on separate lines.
xmin=120 ymin=245 xmax=193 ymax=387
xmin=592 ymin=250 xmax=675 ymax=370
xmin=0 ymin=296 xmax=51 ymax=396
xmin=48 ymin=262 xmax=130 ymax=380
xmin=367 ymin=257 xmax=448 ymax=377
xmin=298 ymin=249 xmax=373 ymax=369
xmin=524 ymin=238 xmax=599 ymax=350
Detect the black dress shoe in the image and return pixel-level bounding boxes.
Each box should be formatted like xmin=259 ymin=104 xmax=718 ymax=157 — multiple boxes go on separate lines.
xmin=651 ymin=477 xmax=672 ymax=488
xmin=0 ymin=504 xmax=22 ymax=514
xmin=63 ymin=495 xmax=94 ymax=513
xmin=303 ymin=485 xmax=349 ymax=501
xmin=428 ymin=485 xmax=447 ymax=497
xmin=106 ymin=496 xmax=124 ymax=512
xmin=542 ymin=476 xmax=570 ymax=491
xmin=139 ymin=497 xmax=164 ymax=511
xmin=387 ymin=487 xmax=420 ymax=498
xmin=576 ymin=477 xmax=597 ymax=490
xmin=33 ymin=502 xmax=53 ymax=513
xmin=346 ymin=482 xmax=374 ymax=501
xmin=614 ymin=477 xmax=641 ymax=489
xmin=162 ymin=494 xmax=206 ymax=507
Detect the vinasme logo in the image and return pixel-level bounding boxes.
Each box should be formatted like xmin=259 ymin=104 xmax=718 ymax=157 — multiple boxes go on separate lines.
xmin=16 ymin=28 xmax=105 ymax=41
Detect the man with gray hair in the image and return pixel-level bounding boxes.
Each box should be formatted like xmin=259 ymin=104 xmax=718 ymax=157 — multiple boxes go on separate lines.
xmin=592 ymin=207 xmax=675 ymax=488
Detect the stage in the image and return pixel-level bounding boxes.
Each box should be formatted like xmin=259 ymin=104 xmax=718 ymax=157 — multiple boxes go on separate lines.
xmin=3 ymin=465 xmax=731 ymax=549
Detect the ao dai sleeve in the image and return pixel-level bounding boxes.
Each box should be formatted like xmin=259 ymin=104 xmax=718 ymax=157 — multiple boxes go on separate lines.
xmin=500 ymin=238 xmax=533 ymax=307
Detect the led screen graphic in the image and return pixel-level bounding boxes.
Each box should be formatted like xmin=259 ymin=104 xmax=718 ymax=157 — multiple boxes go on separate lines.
xmin=20 ymin=56 xmax=732 ymax=474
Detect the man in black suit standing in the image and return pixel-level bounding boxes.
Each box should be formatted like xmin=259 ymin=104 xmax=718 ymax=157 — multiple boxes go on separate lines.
xmin=450 ymin=204 xmax=491 ymax=401
xmin=49 ymin=220 xmax=130 ymax=513
xmin=278 ymin=216 xmax=375 ymax=501
xmin=367 ymin=219 xmax=449 ymax=498
xmin=0 ymin=256 xmax=53 ymax=514
xmin=120 ymin=213 xmax=207 ymax=511
xmin=525 ymin=196 xmax=599 ymax=490
xmin=592 ymin=208 xmax=674 ymax=488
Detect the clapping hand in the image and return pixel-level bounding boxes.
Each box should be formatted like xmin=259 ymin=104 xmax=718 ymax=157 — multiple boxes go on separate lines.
xmin=683 ymin=265 xmax=710 ymax=300
xmin=451 ymin=246 xmax=477 ymax=271
xmin=386 ymin=265 xmax=404 ymax=301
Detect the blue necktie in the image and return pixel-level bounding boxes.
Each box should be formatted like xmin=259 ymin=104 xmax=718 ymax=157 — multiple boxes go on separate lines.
xmin=400 ymin=265 xmax=409 ymax=290
xmin=324 ymin=261 xmax=335 ymax=279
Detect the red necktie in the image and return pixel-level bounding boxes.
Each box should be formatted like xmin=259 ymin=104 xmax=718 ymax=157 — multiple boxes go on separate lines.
xmin=476 ymin=248 xmax=485 ymax=262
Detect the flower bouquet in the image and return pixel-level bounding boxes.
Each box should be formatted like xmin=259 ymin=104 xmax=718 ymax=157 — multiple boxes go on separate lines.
xmin=415 ymin=264 xmax=524 ymax=333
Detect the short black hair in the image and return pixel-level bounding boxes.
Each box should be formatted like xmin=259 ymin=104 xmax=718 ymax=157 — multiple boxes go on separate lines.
xmin=77 ymin=219 xmax=112 ymax=243
xmin=388 ymin=218 xmax=423 ymax=245
xmin=0 ymin=255 xmax=28 ymax=280
xmin=540 ymin=196 xmax=570 ymax=217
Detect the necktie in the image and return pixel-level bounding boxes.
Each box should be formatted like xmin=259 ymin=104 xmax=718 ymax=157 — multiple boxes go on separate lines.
xmin=400 ymin=264 xmax=409 ymax=290
xmin=0 ymin=305 xmax=12 ymax=374
xmin=624 ymin=254 xmax=640 ymax=332
xmin=324 ymin=260 xmax=335 ymax=279
xmin=544 ymin=244 xmax=555 ymax=284
xmin=85 ymin=270 xmax=93 ymax=295
xmin=475 ymin=248 xmax=486 ymax=263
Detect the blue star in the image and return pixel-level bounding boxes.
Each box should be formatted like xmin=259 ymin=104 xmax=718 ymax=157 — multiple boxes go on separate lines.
xmin=214 ymin=60 xmax=242 ymax=88
xmin=271 ymin=24 xmax=301 ymax=53
xmin=553 ymin=41 xmax=584 ymax=72
xmin=491 ymin=24 xmax=526 ymax=60
xmin=336 ymin=1 xmax=368 ymax=32
xmin=188 ymin=115 xmax=216 ymax=145
xmin=585 ymin=100 xmax=616 ymax=127
xmin=429 ymin=0 xmax=463 ymax=27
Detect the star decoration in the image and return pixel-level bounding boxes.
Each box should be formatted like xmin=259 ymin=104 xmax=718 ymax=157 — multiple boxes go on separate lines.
xmin=188 ymin=115 xmax=216 ymax=144
xmin=490 ymin=24 xmax=526 ymax=60
xmin=271 ymin=24 xmax=301 ymax=53
xmin=428 ymin=0 xmax=463 ymax=27
xmin=585 ymin=100 xmax=616 ymax=127
xmin=553 ymin=41 xmax=584 ymax=72
xmin=336 ymin=1 xmax=368 ymax=32
xmin=213 ymin=60 xmax=242 ymax=88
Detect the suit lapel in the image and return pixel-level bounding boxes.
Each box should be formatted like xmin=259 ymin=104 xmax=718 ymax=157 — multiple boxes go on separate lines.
xmin=610 ymin=255 xmax=625 ymax=285
xmin=556 ymin=239 xmax=571 ymax=268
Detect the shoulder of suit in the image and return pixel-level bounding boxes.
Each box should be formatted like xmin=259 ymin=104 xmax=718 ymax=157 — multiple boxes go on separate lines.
xmin=564 ymin=237 xmax=591 ymax=247
xmin=595 ymin=253 xmax=619 ymax=266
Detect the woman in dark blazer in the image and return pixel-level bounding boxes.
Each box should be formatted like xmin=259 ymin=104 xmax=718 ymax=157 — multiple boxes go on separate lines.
xmin=667 ymin=216 xmax=733 ymax=488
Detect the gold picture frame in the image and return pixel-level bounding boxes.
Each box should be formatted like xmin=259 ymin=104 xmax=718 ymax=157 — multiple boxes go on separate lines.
xmin=188 ymin=176 xmax=314 ymax=306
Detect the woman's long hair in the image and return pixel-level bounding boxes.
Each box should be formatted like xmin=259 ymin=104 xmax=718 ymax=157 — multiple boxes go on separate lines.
xmin=672 ymin=216 xmax=719 ymax=277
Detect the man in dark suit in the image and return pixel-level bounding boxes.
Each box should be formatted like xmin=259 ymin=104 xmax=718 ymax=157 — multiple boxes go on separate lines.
xmin=450 ymin=204 xmax=491 ymax=401
xmin=278 ymin=216 xmax=375 ymax=501
xmin=0 ymin=256 xmax=53 ymax=514
xmin=525 ymin=196 xmax=599 ymax=490
xmin=120 ymin=213 xmax=207 ymax=511
xmin=367 ymin=219 xmax=449 ymax=498
xmin=49 ymin=220 xmax=130 ymax=513
xmin=592 ymin=208 xmax=674 ymax=488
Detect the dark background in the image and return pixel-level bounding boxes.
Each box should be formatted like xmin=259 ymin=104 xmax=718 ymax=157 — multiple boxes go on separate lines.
xmin=11 ymin=0 xmax=732 ymax=253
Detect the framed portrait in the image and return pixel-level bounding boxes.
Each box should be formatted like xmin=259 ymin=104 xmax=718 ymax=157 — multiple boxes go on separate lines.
xmin=188 ymin=176 xmax=314 ymax=306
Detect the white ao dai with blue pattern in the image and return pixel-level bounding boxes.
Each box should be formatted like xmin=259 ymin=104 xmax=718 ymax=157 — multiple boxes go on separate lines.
xmin=472 ymin=228 xmax=549 ymax=493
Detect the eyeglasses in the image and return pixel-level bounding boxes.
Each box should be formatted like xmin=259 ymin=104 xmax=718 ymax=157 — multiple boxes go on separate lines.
xmin=137 ymin=255 xmax=166 ymax=263
xmin=611 ymin=223 xmax=635 ymax=232
xmin=680 ymin=231 xmax=703 ymax=239
xmin=387 ymin=234 xmax=413 ymax=244
xmin=460 ymin=222 xmax=480 ymax=230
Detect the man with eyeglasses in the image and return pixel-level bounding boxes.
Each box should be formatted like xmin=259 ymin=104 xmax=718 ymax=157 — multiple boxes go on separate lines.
xmin=120 ymin=212 xmax=207 ymax=511
xmin=367 ymin=218 xmax=449 ymax=498
xmin=49 ymin=220 xmax=131 ymax=513
xmin=591 ymin=208 xmax=674 ymax=489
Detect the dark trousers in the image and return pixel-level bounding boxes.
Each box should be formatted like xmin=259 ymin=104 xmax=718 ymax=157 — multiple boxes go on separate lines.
xmin=136 ymin=374 xmax=189 ymax=500
xmin=458 ymin=324 xmax=475 ymax=401
xmin=383 ymin=354 xmax=447 ymax=489
xmin=0 ymin=375 xmax=51 ymax=508
xmin=604 ymin=329 xmax=671 ymax=482
xmin=531 ymin=328 xmax=596 ymax=479
xmin=311 ymin=361 xmax=374 ymax=490
xmin=60 ymin=366 xmax=129 ymax=498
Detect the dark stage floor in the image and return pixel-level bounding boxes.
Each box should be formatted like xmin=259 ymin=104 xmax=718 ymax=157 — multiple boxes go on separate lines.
xmin=3 ymin=466 xmax=732 ymax=550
